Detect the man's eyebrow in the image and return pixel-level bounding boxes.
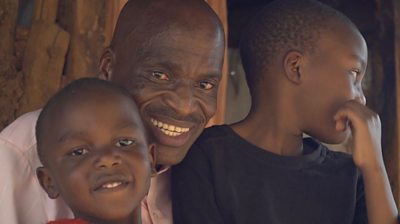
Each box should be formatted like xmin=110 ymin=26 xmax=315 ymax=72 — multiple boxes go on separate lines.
xmin=198 ymin=73 xmax=222 ymax=81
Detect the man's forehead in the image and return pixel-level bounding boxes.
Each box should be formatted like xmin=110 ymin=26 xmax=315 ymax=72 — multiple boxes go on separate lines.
xmin=117 ymin=23 xmax=222 ymax=66
xmin=112 ymin=0 xmax=222 ymax=50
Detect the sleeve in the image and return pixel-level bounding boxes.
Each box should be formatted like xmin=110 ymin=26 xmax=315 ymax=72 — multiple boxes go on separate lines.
xmin=0 ymin=138 xmax=30 ymax=223
xmin=171 ymin=143 xmax=224 ymax=224
xmin=0 ymin=110 xmax=61 ymax=223
xmin=353 ymin=173 xmax=368 ymax=224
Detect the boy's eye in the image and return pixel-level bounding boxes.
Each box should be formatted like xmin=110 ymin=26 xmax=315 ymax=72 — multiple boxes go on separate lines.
xmin=152 ymin=71 xmax=169 ymax=81
xmin=70 ymin=148 xmax=89 ymax=156
xmin=350 ymin=69 xmax=360 ymax=79
xmin=115 ymin=138 xmax=135 ymax=147
xmin=199 ymin=81 xmax=215 ymax=90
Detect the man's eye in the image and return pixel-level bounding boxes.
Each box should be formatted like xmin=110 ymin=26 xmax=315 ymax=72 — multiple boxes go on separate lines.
xmin=70 ymin=148 xmax=89 ymax=156
xmin=199 ymin=81 xmax=215 ymax=90
xmin=152 ymin=71 xmax=169 ymax=81
xmin=115 ymin=139 xmax=135 ymax=147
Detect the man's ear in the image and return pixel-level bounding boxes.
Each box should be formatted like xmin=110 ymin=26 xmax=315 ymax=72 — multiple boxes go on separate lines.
xmin=148 ymin=144 xmax=157 ymax=177
xmin=283 ymin=50 xmax=303 ymax=84
xmin=36 ymin=167 xmax=60 ymax=199
xmin=98 ymin=47 xmax=116 ymax=81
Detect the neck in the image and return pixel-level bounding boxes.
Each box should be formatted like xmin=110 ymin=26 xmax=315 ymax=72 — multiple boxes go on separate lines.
xmin=231 ymin=99 xmax=304 ymax=156
xmin=75 ymin=208 xmax=140 ymax=224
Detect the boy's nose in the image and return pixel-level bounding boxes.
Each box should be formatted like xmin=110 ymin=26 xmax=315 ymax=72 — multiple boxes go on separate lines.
xmin=355 ymin=86 xmax=366 ymax=105
xmin=356 ymin=95 xmax=366 ymax=105
xmin=94 ymin=149 xmax=122 ymax=169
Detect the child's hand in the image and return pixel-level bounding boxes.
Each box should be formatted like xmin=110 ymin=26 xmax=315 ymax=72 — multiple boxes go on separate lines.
xmin=333 ymin=100 xmax=384 ymax=172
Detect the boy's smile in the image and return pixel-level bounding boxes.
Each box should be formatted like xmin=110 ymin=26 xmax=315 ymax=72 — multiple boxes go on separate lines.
xmin=92 ymin=173 xmax=131 ymax=192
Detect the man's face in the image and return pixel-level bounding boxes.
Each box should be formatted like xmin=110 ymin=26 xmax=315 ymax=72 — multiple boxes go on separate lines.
xmin=38 ymin=92 xmax=153 ymax=222
xmin=299 ymin=21 xmax=368 ymax=144
xmin=109 ymin=25 xmax=224 ymax=166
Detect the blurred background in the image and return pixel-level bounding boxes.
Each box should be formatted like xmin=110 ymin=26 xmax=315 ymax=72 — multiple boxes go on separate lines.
xmin=1 ymin=0 xmax=399 ymax=206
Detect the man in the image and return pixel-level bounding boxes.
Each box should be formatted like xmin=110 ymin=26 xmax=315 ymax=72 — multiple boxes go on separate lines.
xmin=0 ymin=0 xmax=225 ymax=223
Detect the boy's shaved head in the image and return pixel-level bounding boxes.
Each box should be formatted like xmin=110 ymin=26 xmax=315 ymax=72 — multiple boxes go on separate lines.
xmin=240 ymin=0 xmax=356 ymax=97
xmin=36 ymin=78 xmax=142 ymax=165
xmin=36 ymin=77 xmax=155 ymax=222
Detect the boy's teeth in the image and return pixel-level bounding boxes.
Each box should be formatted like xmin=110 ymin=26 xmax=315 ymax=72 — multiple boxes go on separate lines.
xmin=150 ymin=118 xmax=190 ymax=137
xmin=102 ymin=181 xmax=122 ymax=189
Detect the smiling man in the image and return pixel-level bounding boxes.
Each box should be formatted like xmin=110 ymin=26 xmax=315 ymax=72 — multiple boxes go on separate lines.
xmin=0 ymin=0 xmax=225 ymax=223
xmin=101 ymin=0 xmax=225 ymax=167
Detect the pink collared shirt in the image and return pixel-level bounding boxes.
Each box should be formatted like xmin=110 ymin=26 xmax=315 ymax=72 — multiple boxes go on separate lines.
xmin=0 ymin=110 xmax=172 ymax=224
xmin=142 ymin=168 xmax=172 ymax=224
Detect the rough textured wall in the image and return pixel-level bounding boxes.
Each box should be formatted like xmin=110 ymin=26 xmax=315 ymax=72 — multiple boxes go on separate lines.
xmin=0 ymin=0 xmax=113 ymax=130
xmin=0 ymin=0 xmax=23 ymax=130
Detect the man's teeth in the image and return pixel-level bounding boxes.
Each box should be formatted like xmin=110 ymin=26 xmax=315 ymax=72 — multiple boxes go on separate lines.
xmin=150 ymin=118 xmax=190 ymax=137
xmin=101 ymin=181 xmax=122 ymax=189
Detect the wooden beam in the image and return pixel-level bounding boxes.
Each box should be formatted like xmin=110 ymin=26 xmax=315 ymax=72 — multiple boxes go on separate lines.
xmin=206 ymin=0 xmax=229 ymax=126
xmin=17 ymin=21 xmax=70 ymax=115
xmin=393 ymin=0 xmax=400 ymax=206
xmin=105 ymin=0 xmax=127 ymax=46
xmin=374 ymin=0 xmax=400 ymax=207
xmin=60 ymin=0 xmax=108 ymax=84
xmin=32 ymin=0 xmax=58 ymax=22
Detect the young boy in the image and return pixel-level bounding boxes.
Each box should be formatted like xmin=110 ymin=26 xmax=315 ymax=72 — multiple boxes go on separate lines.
xmin=35 ymin=78 xmax=156 ymax=224
xmin=172 ymin=0 xmax=399 ymax=223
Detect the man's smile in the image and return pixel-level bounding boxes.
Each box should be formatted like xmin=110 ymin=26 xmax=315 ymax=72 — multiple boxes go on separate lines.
xmin=150 ymin=118 xmax=190 ymax=137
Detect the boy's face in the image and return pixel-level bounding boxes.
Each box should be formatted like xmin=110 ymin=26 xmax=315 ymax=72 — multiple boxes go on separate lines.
xmin=37 ymin=92 xmax=154 ymax=223
xmin=299 ymin=21 xmax=368 ymax=144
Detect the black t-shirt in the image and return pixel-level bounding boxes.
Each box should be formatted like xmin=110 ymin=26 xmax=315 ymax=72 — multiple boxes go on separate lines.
xmin=172 ymin=125 xmax=367 ymax=224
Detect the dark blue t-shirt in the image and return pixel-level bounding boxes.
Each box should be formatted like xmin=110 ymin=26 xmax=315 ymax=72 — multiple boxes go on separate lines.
xmin=172 ymin=125 xmax=367 ymax=224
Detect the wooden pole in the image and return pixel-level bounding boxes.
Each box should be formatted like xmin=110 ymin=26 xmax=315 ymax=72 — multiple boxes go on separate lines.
xmin=32 ymin=0 xmax=58 ymax=22
xmin=61 ymin=0 xmax=108 ymax=84
xmin=392 ymin=0 xmax=400 ymax=207
xmin=206 ymin=0 xmax=229 ymax=126
xmin=105 ymin=0 xmax=127 ymax=46
xmin=374 ymin=0 xmax=400 ymax=206
xmin=16 ymin=0 xmax=70 ymax=115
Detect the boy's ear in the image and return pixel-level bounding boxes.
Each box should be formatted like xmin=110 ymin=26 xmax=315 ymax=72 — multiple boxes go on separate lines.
xmin=283 ymin=50 xmax=303 ymax=84
xmin=36 ymin=167 xmax=60 ymax=199
xmin=98 ymin=47 xmax=116 ymax=81
xmin=148 ymin=144 xmax=157 ymax=177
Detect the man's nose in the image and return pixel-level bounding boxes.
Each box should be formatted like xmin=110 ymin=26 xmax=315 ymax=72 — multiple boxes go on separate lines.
xmin=163 ymin=83 xmax=196 ymax=116
xmin=93 ymin=148 xmax=122 ymax=169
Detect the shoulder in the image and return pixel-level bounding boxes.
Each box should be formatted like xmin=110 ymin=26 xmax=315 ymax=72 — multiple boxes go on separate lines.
xmin=309 ymin=139 xmax=359 ymax=175
xmin=176 ymin=125 xmax=232 ymax=168
xmin=194 ymin=125 xmax=233 ymax=146
xmin=0 ymin=109 xmax=41 ymax=154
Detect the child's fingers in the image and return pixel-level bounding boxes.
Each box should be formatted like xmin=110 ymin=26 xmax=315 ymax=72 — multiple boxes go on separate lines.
xmin=333 ymin=100 xmax=380 ymax=133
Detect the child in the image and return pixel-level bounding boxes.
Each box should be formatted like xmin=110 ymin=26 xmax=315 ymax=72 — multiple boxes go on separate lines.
xmin=36 ymin=78 xmax=156 ymax=224
xmin=172 ymin=0 xmax=399 ymax=223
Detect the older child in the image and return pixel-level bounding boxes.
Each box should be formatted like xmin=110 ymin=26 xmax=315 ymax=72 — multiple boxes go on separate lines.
xmin=36 ymin=78 xmax=155 ymax=224
xmin=172 ymin=0 xmax=398 ymax=223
